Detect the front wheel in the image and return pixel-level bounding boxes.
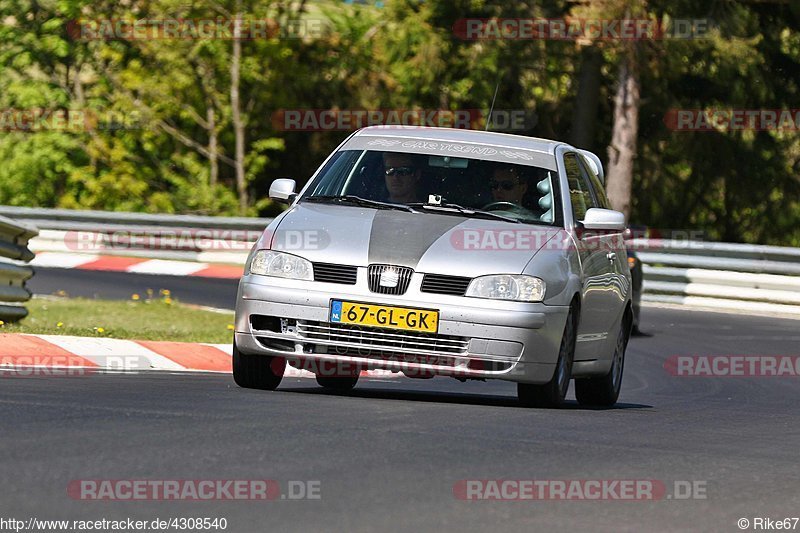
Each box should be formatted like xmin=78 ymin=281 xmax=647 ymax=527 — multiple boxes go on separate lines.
xmin=575 ymin=315 xmax=630 ymax=407
xmin=518 ymin=308 xmax=578 ymax=408
xmin=232 ymin=342 xmax=285 ymax=390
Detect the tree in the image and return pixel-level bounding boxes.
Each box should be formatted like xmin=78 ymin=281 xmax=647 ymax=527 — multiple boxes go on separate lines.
xmin=605 ymin=42 xmax=640 ymax=218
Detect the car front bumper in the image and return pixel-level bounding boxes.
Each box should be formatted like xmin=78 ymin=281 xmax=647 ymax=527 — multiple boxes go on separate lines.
xmin=234 ymin=274 xmax=570 ymax=384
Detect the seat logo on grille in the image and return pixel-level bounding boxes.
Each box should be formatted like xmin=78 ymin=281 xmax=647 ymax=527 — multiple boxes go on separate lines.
xmin=369 ymin=264 xmax=412 ymax=294
xmin=379 ymin=267 xmax=400 ymax=288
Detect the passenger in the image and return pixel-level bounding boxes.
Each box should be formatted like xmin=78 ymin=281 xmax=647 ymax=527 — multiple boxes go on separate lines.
xmin=489 ymin=166 xmax=528 ymax=205
xmin=485 ymin=165 xmax=539 ymax=221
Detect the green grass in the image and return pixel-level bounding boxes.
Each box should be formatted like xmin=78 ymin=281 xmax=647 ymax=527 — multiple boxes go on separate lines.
xmin=1 ymin=295 xmax=235 ymax=343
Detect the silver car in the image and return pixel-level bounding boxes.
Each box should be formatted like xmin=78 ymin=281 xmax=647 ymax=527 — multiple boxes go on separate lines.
xmin=233 ymin=126 xmax=633 ymax=407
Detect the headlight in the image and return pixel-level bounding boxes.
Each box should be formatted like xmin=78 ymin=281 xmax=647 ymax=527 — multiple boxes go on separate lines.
xmin=248 ymin=250 xmax=313 ymax=280
xmin=466 ymin=275 xmax=546 ymax=302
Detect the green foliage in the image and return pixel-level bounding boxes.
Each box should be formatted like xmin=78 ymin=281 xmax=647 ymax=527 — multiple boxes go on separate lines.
xmin=0 ymin=0 xmax=798 ymax=243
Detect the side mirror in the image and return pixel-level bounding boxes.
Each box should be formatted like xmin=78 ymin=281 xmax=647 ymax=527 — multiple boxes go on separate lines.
xmin=580 ymin=208 xmax=626 ymax=232
xmin=269 ymin=178 xmax=297 ymax=204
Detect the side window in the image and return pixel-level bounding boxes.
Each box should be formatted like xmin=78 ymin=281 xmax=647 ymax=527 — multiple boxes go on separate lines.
xmin=578 ymin=155 xmax=610 ymax=209
xmin=564 ymin=153 xmax=597 ymax=221
xmin=305 ymin=150 xmax=358 ymax=197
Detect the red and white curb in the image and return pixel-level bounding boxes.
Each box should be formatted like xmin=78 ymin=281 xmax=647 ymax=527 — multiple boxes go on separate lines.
xmin=0 ymin=333 xmax=393 ymax=379
xmin=30 ymin=252 xmax=243 ymax=279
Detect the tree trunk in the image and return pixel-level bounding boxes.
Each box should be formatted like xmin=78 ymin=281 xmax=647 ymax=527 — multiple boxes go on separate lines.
xmin=231 ymin=5 xmax=247 ymax=214
xmin=207 ymin=102 xmax=218 ymax=187
xmin=605 ymin=47 xmax=640 ymax=219
xmin=570 ymin=46 xmax=603 ymax=150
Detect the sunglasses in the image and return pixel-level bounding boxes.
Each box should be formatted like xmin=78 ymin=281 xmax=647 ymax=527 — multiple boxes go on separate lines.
xmin=490 ymin=180 xmax=520 ymax=191
xmin=385 ymin=166 xmax=415 ymax=177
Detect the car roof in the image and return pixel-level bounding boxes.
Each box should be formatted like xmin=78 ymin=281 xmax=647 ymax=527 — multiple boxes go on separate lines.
xmin=352 ymin=126 xmax=567 ymax=155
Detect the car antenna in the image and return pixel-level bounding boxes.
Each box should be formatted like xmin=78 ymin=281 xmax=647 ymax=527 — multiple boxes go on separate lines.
xmin=485 ymin=78 xmax=501 ymax=131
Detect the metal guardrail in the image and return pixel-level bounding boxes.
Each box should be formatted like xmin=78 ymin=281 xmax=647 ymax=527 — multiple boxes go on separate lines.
xmin=0 ymin=206 xmax=272 ymax=231
xmin=0 ymin=206 xmax=273 ymax=265
xmin=634 ymin=239 xmax=800 ymax=316
xmin=0 ymin=214 xmax=38 ymax=321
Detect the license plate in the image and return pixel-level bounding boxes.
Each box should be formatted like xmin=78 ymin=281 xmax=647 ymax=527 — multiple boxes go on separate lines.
xmin=329 ymin=300 xmax=439 ymax=334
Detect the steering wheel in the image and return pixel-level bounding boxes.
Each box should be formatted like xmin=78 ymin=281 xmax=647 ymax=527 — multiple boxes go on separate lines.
xmin=481 ymin=201 xmax=520 ymax=211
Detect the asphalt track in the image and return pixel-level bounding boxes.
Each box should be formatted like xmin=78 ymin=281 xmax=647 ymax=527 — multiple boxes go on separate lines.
xmin=28 ymin=267 xmax=239 ymax=309
xmin=3 ymin=268 xmax=799 ymax=532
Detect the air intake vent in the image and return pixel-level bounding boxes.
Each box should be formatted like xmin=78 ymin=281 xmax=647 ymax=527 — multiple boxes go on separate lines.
xmin=313 ymin=263 xmax=358 ymax=285
xmin=420 ymin=274 xmax=472 ymax=296
xmin=367 ymin=264 xmax=413 ymax=295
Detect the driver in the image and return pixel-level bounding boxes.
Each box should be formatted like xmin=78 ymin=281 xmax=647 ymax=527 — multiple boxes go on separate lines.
xmin=383 ymin=152 xmax=423 ymax=203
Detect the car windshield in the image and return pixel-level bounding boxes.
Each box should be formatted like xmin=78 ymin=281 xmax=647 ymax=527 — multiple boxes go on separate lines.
xmin=301 ymin=150 xmax=560 ymax=226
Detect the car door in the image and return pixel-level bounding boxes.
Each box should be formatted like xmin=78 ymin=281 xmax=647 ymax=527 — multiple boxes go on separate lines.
xmin=563 ymin=152 xmax=614 ymax=360
xmin=577 ymin=155 xmax=628 ymax=336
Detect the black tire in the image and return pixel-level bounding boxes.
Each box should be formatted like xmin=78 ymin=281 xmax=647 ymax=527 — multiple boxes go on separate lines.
xmin=631 ymin=302 xmax=642 ymax=335
xmin=232 ymin=342 xmax=285 ymax=390
xmin=518 ymin=307 xmax=578 ymax=408
xmin=315 ymin=374 xmax=359 ymax=391
xmin=575 ymin=314 xmax=630 ymax=407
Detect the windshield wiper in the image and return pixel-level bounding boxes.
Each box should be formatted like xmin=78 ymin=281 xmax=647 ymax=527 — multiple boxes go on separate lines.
xmin=303 ymin=195 xmax=416 ymax=213
xmin=407 ymin=202 xmax=520 ymax=223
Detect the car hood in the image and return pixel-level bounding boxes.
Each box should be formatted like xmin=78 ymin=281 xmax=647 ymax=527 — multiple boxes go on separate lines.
xmin=263 ymin=203 xmax=560 ymax=277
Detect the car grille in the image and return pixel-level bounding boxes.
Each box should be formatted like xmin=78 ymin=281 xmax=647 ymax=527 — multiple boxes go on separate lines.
xmin=420 ymin=274 xmax=472 ymax=296
xmin=367 ymin=264 xmax=413 ymax=295
xmin=296 ymin=321 xmax=469 ymax=356
xmin=324 ymin=346 xmax=459 ymax=368
xmin=313 ymin=263 xmax=358 ymax=285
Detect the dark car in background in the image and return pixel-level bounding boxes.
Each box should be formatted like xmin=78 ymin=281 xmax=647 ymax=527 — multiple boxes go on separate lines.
xmin=625 ymin=225 xmax=646 ymax=333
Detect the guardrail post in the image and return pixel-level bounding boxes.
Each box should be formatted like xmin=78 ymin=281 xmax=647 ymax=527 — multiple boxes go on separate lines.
xmin=0 ymin=214 xmax=39 ymax=322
